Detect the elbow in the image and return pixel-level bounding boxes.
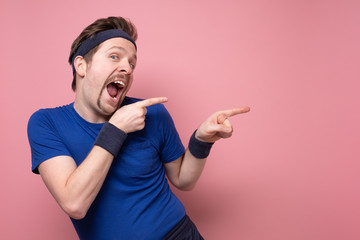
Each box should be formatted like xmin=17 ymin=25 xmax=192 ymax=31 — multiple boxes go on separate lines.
xmin=176 ymin=182 xmax=197 ymax=191
xmin=180 ymin=186 xmax=195 ymax=191
xmin=61 ymin=201 xmax=88 ymax=220
xmin=168 ymin=174 xmax=198 ymax=191
xmin=69 ymin=211 xmax=87 ymax=220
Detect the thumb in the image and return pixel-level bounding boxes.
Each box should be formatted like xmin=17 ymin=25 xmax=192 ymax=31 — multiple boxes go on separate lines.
xmin=217 ymin=113 xmax=228 ymax=124
xmin=209 ymin=122 xmax=232 ymax=134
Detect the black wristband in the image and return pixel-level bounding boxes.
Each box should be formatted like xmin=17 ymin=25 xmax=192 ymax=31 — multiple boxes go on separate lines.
xmin=94 ymin=122 xmax=127 ymax=157
xmin=188 ymin=130 xmax=214 ymax=159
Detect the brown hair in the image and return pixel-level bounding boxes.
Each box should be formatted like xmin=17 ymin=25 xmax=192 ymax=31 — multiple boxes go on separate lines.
xmin=68 ymin=16 xmax=138 ymax=91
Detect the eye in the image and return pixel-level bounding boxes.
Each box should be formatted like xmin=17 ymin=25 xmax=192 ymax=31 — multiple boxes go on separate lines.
xmin=129 ymin=63 xmax=135 ymax=69
xmin=110 ymin=55 xmax=119 ymax=60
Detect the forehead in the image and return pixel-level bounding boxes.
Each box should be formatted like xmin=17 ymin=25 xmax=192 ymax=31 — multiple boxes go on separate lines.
xmin=97 ymin=37 xmax=137 ymax=55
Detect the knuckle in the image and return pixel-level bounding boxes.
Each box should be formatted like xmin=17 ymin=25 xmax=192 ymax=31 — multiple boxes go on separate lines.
xmin=134 ymin=108 xmax=143 ymax=116
xmin=138 ymin=123 xmax=145 ymax=130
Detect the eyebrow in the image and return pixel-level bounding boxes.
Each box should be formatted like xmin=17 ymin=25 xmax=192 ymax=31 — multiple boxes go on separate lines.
xmin=107 ymin=46 xmax=137 ymax=60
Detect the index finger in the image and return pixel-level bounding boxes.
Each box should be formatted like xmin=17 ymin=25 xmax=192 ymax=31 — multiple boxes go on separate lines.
xmin=224 ymin=107 xmax=251 ymax=117
xmin=217 ymin=107 xmax=250 ymax=123
xmin=136 ymin=97 xmax=169 ymax=108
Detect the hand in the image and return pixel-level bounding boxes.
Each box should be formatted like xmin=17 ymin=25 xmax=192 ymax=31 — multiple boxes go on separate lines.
xmin=109 ymin=97 xmax=168 ymax=133
xmin=195 ymin=107 xmax=250 ymax=143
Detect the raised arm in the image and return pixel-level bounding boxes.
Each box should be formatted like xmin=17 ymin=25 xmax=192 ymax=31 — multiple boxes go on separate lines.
xmin=165 ymin=107 xmax=250 ymax=191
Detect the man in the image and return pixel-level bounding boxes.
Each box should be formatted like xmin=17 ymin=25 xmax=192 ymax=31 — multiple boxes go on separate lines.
xmin=27 ymin=16 xmax=250 ymax=240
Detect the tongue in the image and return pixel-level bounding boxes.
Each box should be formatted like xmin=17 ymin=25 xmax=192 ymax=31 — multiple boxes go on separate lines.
xmin=107 ymin=84 xmax=118 ymax=98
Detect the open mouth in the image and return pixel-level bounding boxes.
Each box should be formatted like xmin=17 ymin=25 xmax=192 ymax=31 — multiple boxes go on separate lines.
xmin=107 ymin=80 xmax=125 ymax=100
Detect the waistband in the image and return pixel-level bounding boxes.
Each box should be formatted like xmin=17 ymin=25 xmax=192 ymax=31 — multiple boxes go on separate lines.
xmin=164 ymin=214 xmax=204 ymax=240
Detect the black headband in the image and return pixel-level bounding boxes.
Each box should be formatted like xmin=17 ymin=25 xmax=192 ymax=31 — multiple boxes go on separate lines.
xmin=72 ymin=29 xmax=137 ymax=74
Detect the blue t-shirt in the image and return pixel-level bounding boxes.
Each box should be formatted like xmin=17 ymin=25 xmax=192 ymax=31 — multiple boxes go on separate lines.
xmin=27 ymin=97 xmax=186 ymax=240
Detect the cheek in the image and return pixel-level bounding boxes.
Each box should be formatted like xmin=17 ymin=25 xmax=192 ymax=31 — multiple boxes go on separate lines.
xmin=86 ymin=76 xmax=101 ymax=90
xmin=86 ymin=66 xmax=108 ymax=88
xmin=83 ymin=76 xmax=104 ymax=99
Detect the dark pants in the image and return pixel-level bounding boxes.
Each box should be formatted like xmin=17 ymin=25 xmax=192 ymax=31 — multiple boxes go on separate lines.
xmin=164 ymin=215 xmax=204 ymax=240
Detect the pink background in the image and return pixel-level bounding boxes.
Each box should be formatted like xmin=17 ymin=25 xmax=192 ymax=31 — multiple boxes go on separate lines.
xmin=1 ymin=0 xmax=359 ymax=239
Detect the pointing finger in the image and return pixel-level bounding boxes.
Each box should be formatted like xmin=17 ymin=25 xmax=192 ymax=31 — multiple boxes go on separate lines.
xmin=217 ymin=107 xmax=250 ymax=124
xmin=222 ymin=107 xmax=250 ymax=118
xmin=136 ymin=97 xmax=168 ymax=108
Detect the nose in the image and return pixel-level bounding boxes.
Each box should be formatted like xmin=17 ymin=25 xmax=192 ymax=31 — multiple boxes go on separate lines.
xmin=117 ymin=59 xmax=132 ymax=74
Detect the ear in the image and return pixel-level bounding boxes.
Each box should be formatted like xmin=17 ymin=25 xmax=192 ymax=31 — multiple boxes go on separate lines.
xmin=74 ymin=56 xmax=87 ymax=77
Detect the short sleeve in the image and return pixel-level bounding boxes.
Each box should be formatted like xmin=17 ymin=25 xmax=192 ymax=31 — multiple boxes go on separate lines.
xmin=155 ymin=104 xmax=185 ymax=163
xmin=27 ymin=110 xmax=71 ymax=174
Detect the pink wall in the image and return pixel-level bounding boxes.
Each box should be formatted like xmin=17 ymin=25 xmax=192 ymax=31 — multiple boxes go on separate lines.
xmin=1 ymin=0 xmax=359 ymax=239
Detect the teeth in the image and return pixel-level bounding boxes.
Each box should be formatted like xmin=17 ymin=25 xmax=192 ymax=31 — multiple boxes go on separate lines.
xmin=114 ymin=80 xmax=125 ymax=87
xmin=113 ymin=96 xmax=117 ymax=100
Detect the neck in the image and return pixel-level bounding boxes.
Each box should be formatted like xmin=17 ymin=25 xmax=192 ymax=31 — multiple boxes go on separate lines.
xmin=73 ymin=97 xmax=109 ymax=124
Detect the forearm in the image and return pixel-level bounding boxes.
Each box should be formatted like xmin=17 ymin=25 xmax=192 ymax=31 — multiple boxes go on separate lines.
xmin=171 ymin=106 xmax=250 ymax=189
xmin=40 ymin=122 xmax=126 ymax=220
xmin=171 ymin=149 xmax=207 ymax=191
xmin=62 ymin=146 xmax=114 ymax=219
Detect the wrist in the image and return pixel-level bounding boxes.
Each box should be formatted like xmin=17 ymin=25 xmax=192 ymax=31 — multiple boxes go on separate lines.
xmin=94 ymin=122 xmax=127 ymax=157
xmin=188 ymin=130 xmax=214 ymax=159
xmin=108 ymin=120 xmax=128 ymax=134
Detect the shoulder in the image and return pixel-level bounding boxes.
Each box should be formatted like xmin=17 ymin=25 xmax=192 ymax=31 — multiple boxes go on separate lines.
xmin=29 ymin=103 xmax=73 ymax=118
xmin=28 ymin=103 xmax=73 ymax=130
